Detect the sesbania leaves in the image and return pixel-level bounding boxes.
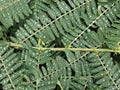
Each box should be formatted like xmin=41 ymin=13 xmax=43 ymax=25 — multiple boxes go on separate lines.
xmin=0 ymin=0 xmax=32 ymax=28
xmin=0 ymin=0 xmax=120 ymax=90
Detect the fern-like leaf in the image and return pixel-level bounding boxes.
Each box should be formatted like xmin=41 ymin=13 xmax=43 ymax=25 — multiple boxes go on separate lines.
xmin=0 ymin=44 xmax=24 ymax=90
xmin=0 ymin=0 xmax=32 ymax=28
xmin=87 ymin=52 xmax=120 ymax=89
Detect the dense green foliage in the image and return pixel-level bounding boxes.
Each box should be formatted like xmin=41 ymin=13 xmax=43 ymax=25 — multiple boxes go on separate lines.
xmin=0 ymin=0 xmax=120 ymax=90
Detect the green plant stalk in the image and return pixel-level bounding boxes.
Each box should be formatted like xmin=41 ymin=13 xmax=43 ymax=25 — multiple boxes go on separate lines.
xmin=6 ymin=42 xmax=120 ymax=53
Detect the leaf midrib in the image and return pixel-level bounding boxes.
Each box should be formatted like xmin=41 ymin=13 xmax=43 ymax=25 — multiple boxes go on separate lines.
xmin=0 ymin=55 xmax=16 ymax=89
xmin=20 ymin=0 xmax=92 ymax=44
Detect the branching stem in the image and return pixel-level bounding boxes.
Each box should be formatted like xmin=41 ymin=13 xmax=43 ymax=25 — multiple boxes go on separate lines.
xmin=6 ymin=42 xmax=120 ymax=53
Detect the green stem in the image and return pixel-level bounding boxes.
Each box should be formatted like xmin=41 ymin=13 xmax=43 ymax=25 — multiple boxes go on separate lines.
xmin=6 ymin=42 xmax=120 ymax=53
xmin=57 ymin=80 xmax=64 ymax=90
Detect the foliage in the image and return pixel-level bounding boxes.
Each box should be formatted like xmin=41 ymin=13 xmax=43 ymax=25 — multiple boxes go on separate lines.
xmin=0 ymin=0 xmax=120 ymax=90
